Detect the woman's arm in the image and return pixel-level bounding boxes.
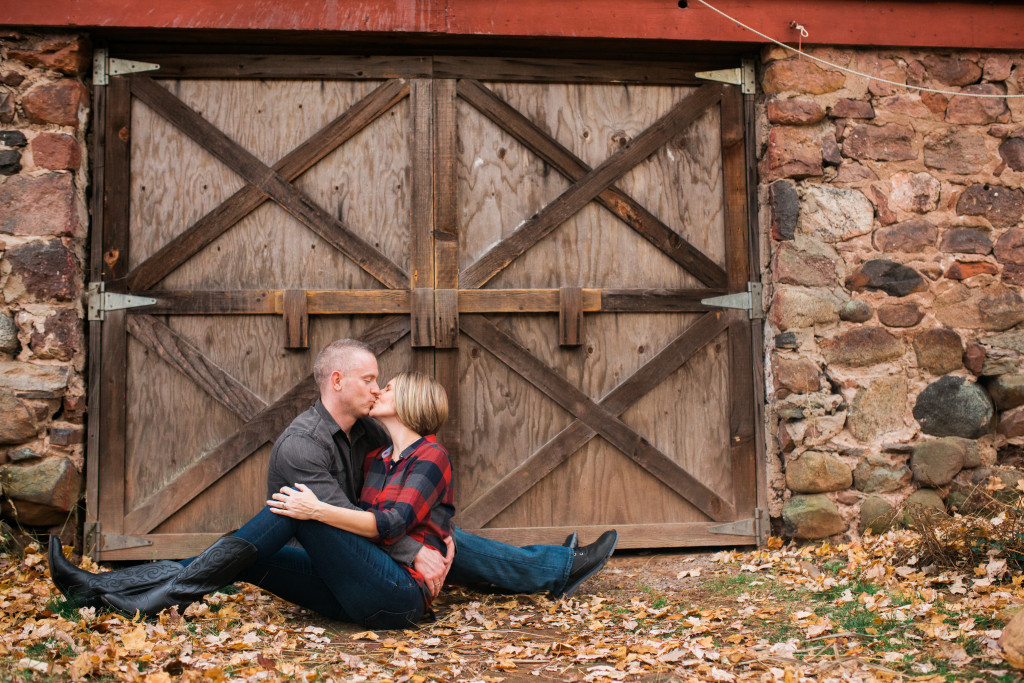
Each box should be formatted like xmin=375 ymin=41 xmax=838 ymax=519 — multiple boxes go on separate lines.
xmin=269 ymin=483 xmax=379 ymax=537
xmin=365 ymin=445 xmax=451 ymax=543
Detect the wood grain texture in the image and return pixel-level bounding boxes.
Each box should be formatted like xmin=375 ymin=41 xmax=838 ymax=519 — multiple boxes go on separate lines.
xmin=410 ymin=287 xmax=435 ymax=347
xmin=466 ymin=523 xmax=754 ymax=550
xmin=143 ymin=54 xmax=432 ymax=80
xmin=128 ymin=78 xmax=409 ymax=290
xmin=559 ymin=286 xmax=583 ymax=347
xmin=282 ymin=289 xmax=309 ymax=349
xmin=409 ymin=79 xmax=434 ymax=291
xmin=434 ymin=57 xmax=711 ymax=84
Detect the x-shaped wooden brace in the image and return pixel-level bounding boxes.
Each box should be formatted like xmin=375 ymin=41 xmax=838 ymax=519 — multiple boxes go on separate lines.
xmin=121 ymin=315 xmax=411 ymax=535
xmin=458 ymin=312 xmax=736 ymax=526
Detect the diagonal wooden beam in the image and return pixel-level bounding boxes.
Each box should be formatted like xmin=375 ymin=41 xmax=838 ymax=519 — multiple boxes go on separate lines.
xmin=460 ymin=314 xmax=734 ymax=523
xmin=460 ymin=82 xmax=726 ymax=290
xmin=127 ymin=79 xmax=410 ymax=291
xmin=127 ymin=314 xmax=267 ymax=422
xmin=124 ymin=316 xmax=410 ymax=535
xmin=458 ymin=311 xmax=732 ymax=527
xmin=130 ymin=76 xmax=409 ymax=290
xmin=457 ymin=79 xmax=727 ymax=290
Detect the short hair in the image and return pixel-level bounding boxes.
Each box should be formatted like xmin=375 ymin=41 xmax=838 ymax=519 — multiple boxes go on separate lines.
xmin=313 ymin=339 xmax=374 ymax=389
xmin=392 ymin=371 xmax=449 ymax=436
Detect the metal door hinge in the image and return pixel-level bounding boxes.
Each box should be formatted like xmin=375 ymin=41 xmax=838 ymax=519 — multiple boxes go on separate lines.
xmin=701 ymin=282 xmax=763 ymax=319
xmin=88 ymin=282 xmax=157 ymax=321
xmin=696 ymin=59 xmax=756 ymax=94
xmin=93 ymin=48 xmax=160 ymax=86
xmin=709 ymin=508 xmax=765 ymax=539
xmin=99 ymin=533 xmax=154 ymax=552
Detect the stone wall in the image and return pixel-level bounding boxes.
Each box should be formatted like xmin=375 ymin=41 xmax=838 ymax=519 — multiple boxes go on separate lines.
xmin=0 ymin=31 xmax=89 ymax=543
xmin=760 ymin=47 xmax=1024 ymax=539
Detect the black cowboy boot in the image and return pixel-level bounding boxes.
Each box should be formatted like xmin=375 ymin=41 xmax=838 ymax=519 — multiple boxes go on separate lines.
xmin=103 ymin=535 xmax=257 ymax=617
xmin=48 ymin=536 xmax=184 ymax=609
xmin=553 ymin=530 xmax=618 ymax=599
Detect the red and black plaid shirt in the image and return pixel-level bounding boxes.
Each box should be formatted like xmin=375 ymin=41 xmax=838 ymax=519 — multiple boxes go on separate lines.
xmin=360 ymin=435 xmax=454 ymax=602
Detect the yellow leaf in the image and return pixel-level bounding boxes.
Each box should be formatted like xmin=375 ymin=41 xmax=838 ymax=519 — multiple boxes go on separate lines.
xmin=351 ymin=631 xmax=379 ymax=641
xmin=121 ymin=624 xmax=148 ymax=651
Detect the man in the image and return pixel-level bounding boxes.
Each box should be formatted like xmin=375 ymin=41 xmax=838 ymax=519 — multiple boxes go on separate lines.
xmin=266 ymin=338 xmax=618 ymax=599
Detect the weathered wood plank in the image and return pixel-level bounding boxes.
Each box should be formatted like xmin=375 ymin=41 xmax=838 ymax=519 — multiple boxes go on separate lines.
xmin=409 ymin=79 xmax=434 ymax=292
xmin=434 ymin=57 xmax=715 ymax=84
xmin=458 ymin=311 xmax=732 ymax=527
xmin=129 ymin=75 xmax=409 ymax=289
xmin=127 ymin=314 xmax=268 ymax=422
xmin=460 ymin=82 xmax=726 ymax=289
xmin=410 ymin=288 xmax=435 ymax=347
xmin=127 ymin=78 xmax=409 ymax=291
xmin=433 ymin=79 xmax=459 ymax=347
xmin=559 ymin=286 xmax=583 ymax=347
xmin=434 ymin=289 xmax=459 ymax=348
xmin=136 ymin=54 xmax=433 ymax=80
xmin=282 ymin=290 xmax=309 ymax=350
xmin=457 ymin=79 xmax=727 ymax=289
xmin=464 ymin=523 xmax=754 ymax=550
xmin=122 ymin=316 xmax=410 ymax=536
xmin=460 ymin=315 xmax=734 ymax=523
xmin=601 ymin=288 xmax=724 ymax=312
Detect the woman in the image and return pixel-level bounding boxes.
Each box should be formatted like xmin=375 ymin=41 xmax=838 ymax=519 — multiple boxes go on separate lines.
xmin=50 ymin=372 xmax=454 ymax=628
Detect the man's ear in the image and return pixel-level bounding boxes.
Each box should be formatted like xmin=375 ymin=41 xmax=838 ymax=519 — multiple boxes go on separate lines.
xmin=331 ymin=369 xmax=345 ymax=390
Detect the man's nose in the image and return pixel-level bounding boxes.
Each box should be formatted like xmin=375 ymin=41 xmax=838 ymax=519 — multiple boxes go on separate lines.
xmin=371 ymin=383 xmax=381 ymax=396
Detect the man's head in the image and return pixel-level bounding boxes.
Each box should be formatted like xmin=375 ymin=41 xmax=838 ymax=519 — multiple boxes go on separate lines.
xmin=314 ymin=339 xmax=380 ymax=427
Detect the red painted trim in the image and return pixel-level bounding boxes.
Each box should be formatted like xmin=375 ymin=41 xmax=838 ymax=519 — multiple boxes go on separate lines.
xmin=6 ymin=1 xmax=1024 ymax=50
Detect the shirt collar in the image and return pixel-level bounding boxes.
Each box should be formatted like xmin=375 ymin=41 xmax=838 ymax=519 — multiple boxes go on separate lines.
xmin=313 ymin=399 xmax=366 ymax=443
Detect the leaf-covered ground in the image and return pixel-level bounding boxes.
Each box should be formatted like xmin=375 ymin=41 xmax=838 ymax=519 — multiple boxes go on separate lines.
xmin=2 ymin=532 xmax=1023 ymax=682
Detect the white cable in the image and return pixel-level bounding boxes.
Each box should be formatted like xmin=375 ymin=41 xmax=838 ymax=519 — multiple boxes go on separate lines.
xmin=695 ymin=0 xmax=1024 ymax=99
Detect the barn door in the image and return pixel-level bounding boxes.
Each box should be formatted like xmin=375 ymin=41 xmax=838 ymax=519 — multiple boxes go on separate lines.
xmin=88 ymin=55 xmax=758 ymax=560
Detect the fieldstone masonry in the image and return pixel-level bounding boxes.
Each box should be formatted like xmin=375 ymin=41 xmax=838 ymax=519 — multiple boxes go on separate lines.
xmin=763 ymin=46 xmax=1024 ymax=540
xmin=0 ymin=31 xmax=88 ymax=540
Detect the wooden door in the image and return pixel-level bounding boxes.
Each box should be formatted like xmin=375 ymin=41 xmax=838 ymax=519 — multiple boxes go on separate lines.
xmin=88 ymin=55 xmax=759 ymax=560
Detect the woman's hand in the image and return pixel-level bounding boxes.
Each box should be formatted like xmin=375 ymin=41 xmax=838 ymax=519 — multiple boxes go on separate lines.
xmin=268 ymin=483 xmax=321 ymax=520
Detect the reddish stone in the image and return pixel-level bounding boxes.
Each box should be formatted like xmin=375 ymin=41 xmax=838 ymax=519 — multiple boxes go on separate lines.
xmin=0 ymin=72 xmax=25 ymax=87
xmin=878 ymin=302 xmax=924 ymax=328
xmin=869 ymin=185 xmax=896 ymax=226
xmin=860 ymin=55 xmax=906 ymax=97
xmin=830 ymin=99 xmax=875 ymax=119
xmin=964 ymin=341 xmax=986 ymax=375
xmin=28 ymin=309 xmax=82 ymax=362
xmin=984 ymin=55 xmax=1014 ymax=82
xmin=772 ymin=244 xmax=837 ymax=287
xmin=891 ymin=172 xmax=940 ymax=213
xmin=49 ymin=424 xmax=84 ymax=446
xmin=946 ymin=84 xmax=1010 ymax=125
xmin=1000 ymin=138 xmax=1024 ymax=172
xmin=945 ymin=261 xmax=999 ymax=280
xmin=921 ymin=92 xmax=950 ymax=113
xmin=957 ymin=184 xmax=1024 ymax=229
xmin=875 ymin=95 xmax=933 ymax=118
xmin=0 ymin=94 xmax=14 ymax=124
xmin=1000 ymin=406 xmax=1024 ymax=438
xmin=846 ymin=259 xmax=928 ymax=297
xmin=820 ymin=327 xmax=903 ymax=367
xmin=923 ymin=55 xmax=982 ymax=86
xmin=762 ymin=59 xmax=845 ymax=95
xmin=766 ymin=99 xmax=825 ymax=125
xmin=906 ymin=60 xmax=927 ymax=86
xmin=1004 ymin=264 xmax=1024 ymax=286
xmin=821 ymin=133 xmax=842 ymax=166
xmin=7 ymin=36 xmax=90 ymax=76
xmin=61 ymin=391 xmax=86 ymax=422
xmin=766 ymin=126 xmax=822 ymax=180
xmin=770 ymin=180 xmax=799 ymax=241
xmin=995 ymin=228 xmax=1024 ymax=265
xmin=778 ymin=421 xmax=796 ymax=453
xmin=775 ymin=356 xmax=821 ymax=394
xmin=924 ymin=129 xmax=989 ymax=174
xmin=843 ymin=123 xmax=916 ymax=161
xmin=5 ymin=239 xmax=81 ymax=301
xmin=0 ymin=174 xmax=78 ymax=237
xmin=29 ymin=133 xmax=80 ymax=171
xmin=873 ymin=218 xmax=936 ymax=253
xmin=914 ymin=328 xmax=963 ymax=375
xmin=940 ymin=228 xmax=992 ymax=255
xmin=22 ymin=80 xmax=88 ymax=128
xmin=835 ymin=163 xmax=877 ymax=184
xmin=0 ymin=391 xmax=38 ymax=445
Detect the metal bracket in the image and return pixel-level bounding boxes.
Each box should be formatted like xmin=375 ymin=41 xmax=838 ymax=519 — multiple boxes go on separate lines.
xmin=695 ymin=59 xmax=756 ymax=94
xmin=701 ymin=282 xmax=763 ymax=319
xmin=708 ymin=508 xmax=765 ymax=539
xmin=88 ymin=282 xmax=157 ymax=321
xmin=93 ymin=48 xmax=160 ymax=86
xmin=99 ymin=532 xmax=154 ymax=552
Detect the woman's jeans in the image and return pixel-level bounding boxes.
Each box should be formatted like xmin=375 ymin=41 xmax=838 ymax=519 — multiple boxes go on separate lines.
xmin=447 ymin=527 xmax=573 ymax=594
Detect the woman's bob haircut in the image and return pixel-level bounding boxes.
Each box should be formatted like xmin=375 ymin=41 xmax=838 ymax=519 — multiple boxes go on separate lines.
xmin=392 ymin=371 xmax=449 ymax=436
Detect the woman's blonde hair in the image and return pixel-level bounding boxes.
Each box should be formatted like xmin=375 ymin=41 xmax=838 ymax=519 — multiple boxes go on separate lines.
xmin=392 ymin=371 xmax=449 ymax=436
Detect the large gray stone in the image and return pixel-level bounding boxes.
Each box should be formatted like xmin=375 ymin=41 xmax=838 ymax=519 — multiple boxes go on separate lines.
xmin=859 ymin=495 xmax=895 ymax=534
xmin=770 ymin=288 xmax=838 ymax=331
xmin=846 ymin=259 xmax=928 ymax=297
xmin=782 ymin=494 xmax=847 ymax=539
xmin=798 ymin=185 xmax=874 ymax=243
xmin=0 ymin=391 xmax=38 ymax=444
xmin=770 ymin=180 xmax=800 ymax=241
xmin=982 ymin=326 xmax=1024 ymax=353
xmin=911 ymin=438 xmax=969 ymax=486
xmin=901 ymin=489 xmax=947 ymax=528
xmin=0 ymin=456 xmax=81 ymax=526
xmin=0 ymin=361 xmax=69 ymax=393
xmin=848 ymin=376 xmax=908 ymax=441
xmin=988 ymin=374 xmax=1024 ymax=410
xmin=786 ymin=451 xmax=853 ymax=493
xmin=820 ymin=327 xmax=903 ymax=367
xmin=912 ymin=376 xmax=994 ymax=438
xmin=854 ymin=455 xmax=912 ymax=493
xmin=783 ymin=412 xmax=848 ymax=450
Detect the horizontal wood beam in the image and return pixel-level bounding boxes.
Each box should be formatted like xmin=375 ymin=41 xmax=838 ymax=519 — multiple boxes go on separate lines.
xmin=134 ymin=288 xmax=723 ymax=314
xmin=465 ymin=523 xmax=755 ymax=550
xmin=9 ymin=1 xmax=1023 ymax=50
